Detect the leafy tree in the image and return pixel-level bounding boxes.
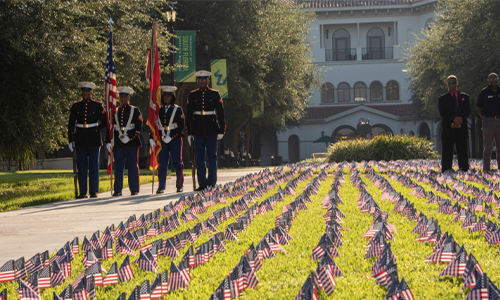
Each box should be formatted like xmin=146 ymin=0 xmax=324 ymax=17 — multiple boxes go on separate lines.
xmin=175 ymin=0 xmax=320 ymax=155
xmin=0 ymin=0 xmax=171 ymax=169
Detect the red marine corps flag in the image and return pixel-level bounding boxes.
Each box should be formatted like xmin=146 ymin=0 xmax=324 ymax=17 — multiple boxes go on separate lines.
xmin=145 ymin=22 xmax=162 ymax=172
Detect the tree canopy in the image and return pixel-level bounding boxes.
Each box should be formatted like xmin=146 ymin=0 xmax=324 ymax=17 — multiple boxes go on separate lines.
xmin=406 ymin=0 xmax=500 ymax=121
xmin=0 ymin=0 xmax=319 ymax=167
xmin=0 ymin=0 xmax=172 ymax=168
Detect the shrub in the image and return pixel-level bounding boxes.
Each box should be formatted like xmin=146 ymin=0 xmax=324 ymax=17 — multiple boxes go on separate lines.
xmin=327 ymin=135 xmax=439 ymax=162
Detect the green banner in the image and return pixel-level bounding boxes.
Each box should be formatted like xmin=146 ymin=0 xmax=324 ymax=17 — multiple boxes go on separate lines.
xmin=175 ymin=31 xmax=196 ymax=82
xmin=253 ymin=99 xmax=264 ymax=118
xmin=210 ymin=59 xmax=228 ymax=99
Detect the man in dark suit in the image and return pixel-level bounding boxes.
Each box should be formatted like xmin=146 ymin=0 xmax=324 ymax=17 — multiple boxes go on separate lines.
xmin=438 ymin=75 xmax=470 ymax=172
xmin=68 ymin=82 xmax=108 ymax=198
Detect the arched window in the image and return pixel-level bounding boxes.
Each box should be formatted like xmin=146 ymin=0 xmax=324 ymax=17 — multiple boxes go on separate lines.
xmin=370 ymin=81 xmax=383 ymax=101
xmin=332 ymin=29 xmax=351 ymax=61
xmin=354 ymin=82 xmax=367 ymax=102
xmin=366 ymin=27 xmax=385 ymax=59
xmin=425 ymin=18 xmax=434 ymax=30
xmin=386 ymin=80 xmax=399 ymax=100
xmin=338 ymin=82 xmax=350 ymax=102
xmin=321 ymin=83 xmax=334 ymax=103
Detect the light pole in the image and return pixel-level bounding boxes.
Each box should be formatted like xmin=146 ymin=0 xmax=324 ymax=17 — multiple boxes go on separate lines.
xmin=203 ymin=42 xmax=211 ymax=87
xmin=166 ymin=8 xmax=176 ymax=85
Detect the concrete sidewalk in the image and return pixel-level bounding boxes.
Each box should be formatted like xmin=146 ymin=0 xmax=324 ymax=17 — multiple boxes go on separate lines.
xmin=0 ymin=168 xmax=264 ymax=264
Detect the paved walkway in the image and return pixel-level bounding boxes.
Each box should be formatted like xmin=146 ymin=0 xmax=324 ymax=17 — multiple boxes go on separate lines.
xmin=0 ymin=168 xmax=264 ymax=263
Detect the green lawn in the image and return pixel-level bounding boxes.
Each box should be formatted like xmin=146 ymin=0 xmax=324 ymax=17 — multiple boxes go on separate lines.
xmin=0 ymin=169 xmax=192 ymax=212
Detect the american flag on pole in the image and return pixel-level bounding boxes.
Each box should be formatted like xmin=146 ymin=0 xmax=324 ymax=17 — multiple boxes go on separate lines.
xmin=84 ymin=262 xmax=103 ymax=286
xmin=73 ymin=277 xmax=88 ymax=300
xmin=139 ymin=280 xmax=151 ymax=300
xmin=51 ymin=261 xmax=66 ymax=287
xmin=103 ymin=262 xmax=119 ymax=285
xmin=26 ymin=271 xmax=39 ymax=295
xmin=0 ymin=289 xmax=6 ymax=300
xmin=294 ymin=273 xmax=319 ymax=300
xmin=168 ymin=261 xmax=188 ymax=291
xmin=15 ymin=257 xmax=27 ymax=280
xmin=118 ymin=256 xmax=134 ymax=282
xmin=86 ymin=275 xmax=95 ymax=299
xmin=150 ymin=275 xmax=162 ymax=299
xmin=146 ymin=21 xmax=162 ymax=170
xmin=105 ymin=24 xmax=117 ymax=174
xmin=18 ymin=279 xmax=41 ymax=300
xmin=26 ymin=254 xmax=42 ymax=275
xmin=59 ymin=284 xmax=72 ymax=300
xmin=38 ymin=265 xmax=51 ymax=289
xmin=0 ymin=260 xmax=15 ymax=282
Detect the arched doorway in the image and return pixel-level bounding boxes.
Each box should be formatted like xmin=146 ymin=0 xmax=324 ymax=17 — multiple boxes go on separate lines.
xmin=371 ymin=124 xmax=394 ymax=136
xmin=288 ymin=135 xmax=300 ymax=163
xmin=418 ymin=122 xmax=431 ymax=140
xmin=332 ymin=125 xmax=358 ymax=141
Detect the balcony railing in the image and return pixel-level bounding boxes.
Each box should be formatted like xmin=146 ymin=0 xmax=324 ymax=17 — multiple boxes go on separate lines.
xmin=325 ymin=48 xmax=357 ymax=61
xmin=361 ymin=47 xmax=393 ymax=60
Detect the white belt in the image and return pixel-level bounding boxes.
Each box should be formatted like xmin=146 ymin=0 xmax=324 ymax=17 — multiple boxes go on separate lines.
xmin=114 ymin=124 xmax=135 ymax=131
xmin=76 ymin=122 xmax=99 ymax=128
xmin=158 ymin=123 xmax=178 ymax=131
xmin=194 ymin=110 xmax=216 ymax=115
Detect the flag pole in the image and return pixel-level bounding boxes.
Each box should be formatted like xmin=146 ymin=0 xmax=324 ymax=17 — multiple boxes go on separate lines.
xmin=152 ymin=147 xmax=155 ymax=194
xmin=107 ymin=18 xmax=115 ymax=196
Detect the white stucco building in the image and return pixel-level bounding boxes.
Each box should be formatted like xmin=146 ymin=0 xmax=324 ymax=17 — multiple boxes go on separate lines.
xmin=261 ymin=0 xmax=439 ymax=165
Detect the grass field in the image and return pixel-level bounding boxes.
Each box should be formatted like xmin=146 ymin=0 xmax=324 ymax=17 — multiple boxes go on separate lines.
xmin=0 ymin=169 xmax=192 ymax=212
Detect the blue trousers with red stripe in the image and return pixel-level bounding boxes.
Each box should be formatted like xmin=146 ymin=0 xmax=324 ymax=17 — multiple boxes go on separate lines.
xmin=158 ymin=137 xmax=184 ymax=189
xmin=76 ymin=147 xmax=100 ymax=196
xmin=194 ymin=135 xmax=217 ymax=188
xmin=113 ymin=147 xmax=140 ymax=193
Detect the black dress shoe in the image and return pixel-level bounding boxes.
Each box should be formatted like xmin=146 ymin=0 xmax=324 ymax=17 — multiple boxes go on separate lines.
xmin=176 ymin=187 xmax=183 ymax=193
xmin=156 ymin=189 xmax=165 ymax=194
xmin=89 ymin=193 xmax=98 ymax=198
xmin=77 ymin=194 xmax=88 ymax=199
xmin=112 ymin=192 xmax=122 ymax=197
xmin=194 ymin=186 xmax=205 ymax=191
xmin=131 ymin=192 xmax=139 ymax=196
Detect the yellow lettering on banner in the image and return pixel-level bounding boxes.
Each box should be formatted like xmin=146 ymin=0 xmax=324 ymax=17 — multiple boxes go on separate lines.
xmin=182 ymin=36 xmax=189 ymax=52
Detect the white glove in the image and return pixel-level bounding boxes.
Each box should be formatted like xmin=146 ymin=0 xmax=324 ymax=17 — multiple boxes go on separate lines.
xmin=68 ymin=143 xmax=74 ymax=152
xmin=106 ymin=143 xmax=112 ymax=153
xmin=163 ymin=136 xmax=172 ymax=144
xmin=217 ymin=134 xmax=224 ymax=141
xmin=149 ymin=139 xmax=155 ymax=152
xmin=187 ymin=135 xmax=193 ymax=146
xmin=120 ymin=136 xmax=130 ymax=144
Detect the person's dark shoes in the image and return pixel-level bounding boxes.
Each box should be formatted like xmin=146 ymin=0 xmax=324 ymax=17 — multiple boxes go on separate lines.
xmin=131 ymin=191 xmax=139 ymax=196
xmin=156 ymin=189 xmax=165 ymax=194
xmin=77 ymin=194 xmax=88 ymax=199
xmin=194 ymin=186 xmax=205 ymax=191
xmin=112 ymin=192 xmax=122 ymax=197
xmin=89 ymin=193 xmax=98 ymax=198
xmin=176 ymin=187 xmax=183 ymax=193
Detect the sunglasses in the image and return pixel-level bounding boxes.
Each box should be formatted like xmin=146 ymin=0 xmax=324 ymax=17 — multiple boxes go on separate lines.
xmin=448 ymin=82 xmax=457 ymax=85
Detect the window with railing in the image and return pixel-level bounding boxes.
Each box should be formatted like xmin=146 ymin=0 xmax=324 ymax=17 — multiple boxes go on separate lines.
xmin=325 ymin=48 xmax=357 ymax=61
xmin=362 ymin=47 xmax=393 ymax=60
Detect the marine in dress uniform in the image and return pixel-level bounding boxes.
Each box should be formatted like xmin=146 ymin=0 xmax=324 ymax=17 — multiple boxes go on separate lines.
xmin=149 ymin=86 xmax=185 ymax=194
xmin=105 ymin=86 xmax=143 ymax=196
xmin=438 ymin=75 xmax=470 ymax=173
xmin=186 ymin=70 xmax=226 ymax=191
xmin=68 ymin=82 xmax=108 ymax=198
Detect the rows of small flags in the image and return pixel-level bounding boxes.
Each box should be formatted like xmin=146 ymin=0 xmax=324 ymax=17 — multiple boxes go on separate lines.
xmin=209 ymin=166 xmax=332 ymax=300
xmin=364 ymin=160 xmax=500 ymax=299
xmin=350 ymin=165 xmax=416 ymax=300
xmin=0 ymin=166 xmax=310 ymax=300
xmin=300 ymin=166 xmax=345 ymax=299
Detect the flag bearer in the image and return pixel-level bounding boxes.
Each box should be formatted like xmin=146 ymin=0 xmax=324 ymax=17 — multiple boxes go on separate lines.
xmin=106 ymin=86 xmax=143 ymax=196
xmin=68 ymin=82 xmax=107 ymax=198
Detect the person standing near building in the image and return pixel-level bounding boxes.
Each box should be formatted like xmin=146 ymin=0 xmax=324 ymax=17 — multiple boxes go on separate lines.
xmin=477 ymin=72 xmax=500 ymax=172
xmin=186 ymin=70 xmax=226 ymax=191
xmin=149 ymin=86 xmax=185 ymax=194
xmin=106 ymin=86 xmax=143 ymax=196
xmin=438 ymin=75 xmax=470 ymax=173
xmin=68 ymin=82 xmax=108 ymax=198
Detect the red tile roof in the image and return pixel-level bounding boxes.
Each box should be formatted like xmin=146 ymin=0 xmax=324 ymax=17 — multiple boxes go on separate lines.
xmin=305 ymin=103 xmax=415 ymax=119
xmin=296 ymin=0 xmax=424 ymax=8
